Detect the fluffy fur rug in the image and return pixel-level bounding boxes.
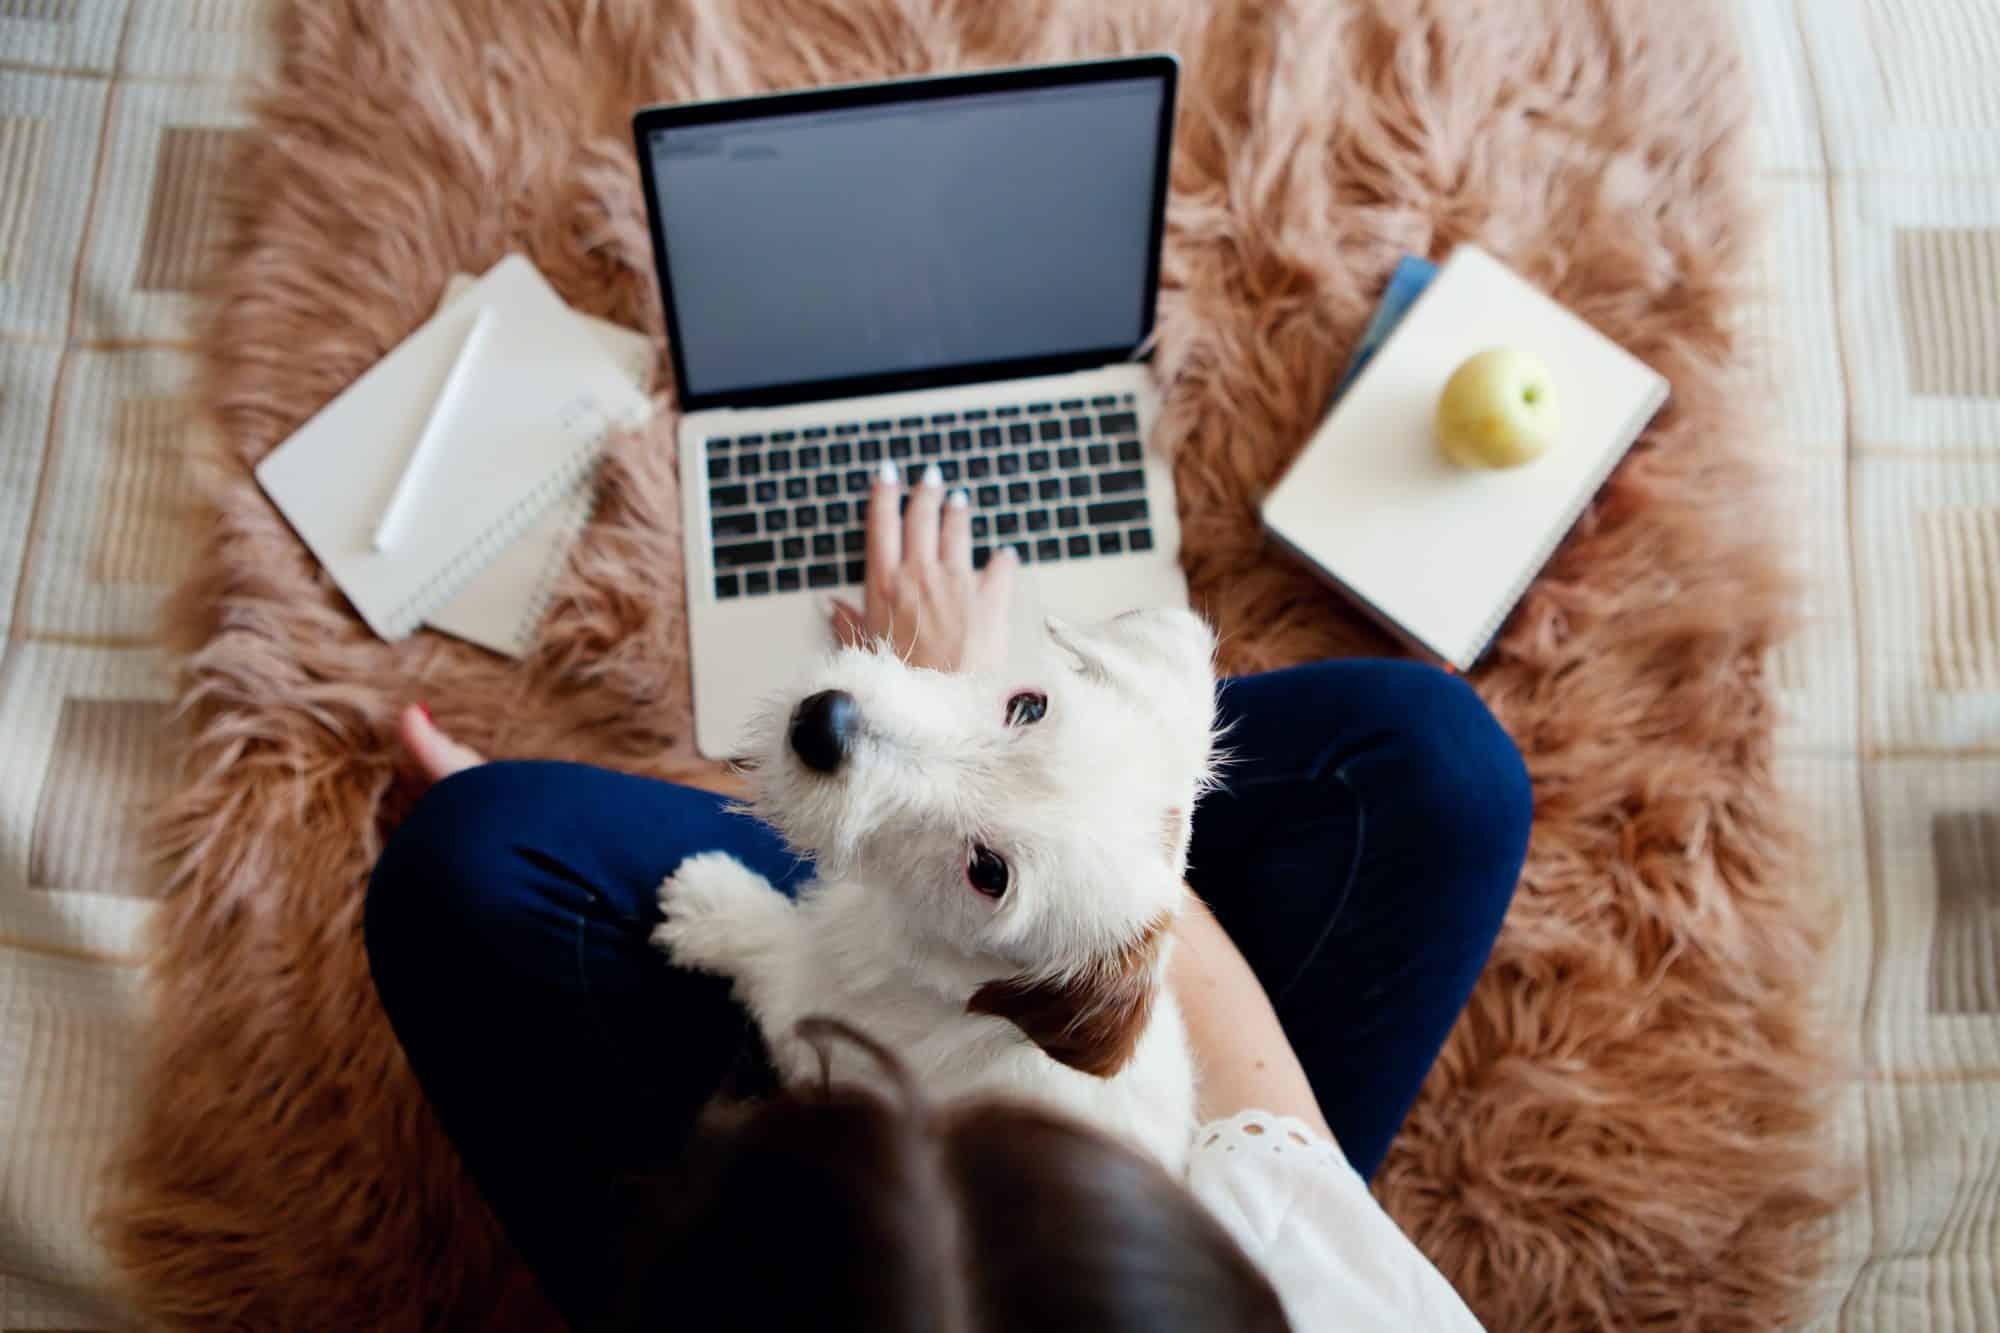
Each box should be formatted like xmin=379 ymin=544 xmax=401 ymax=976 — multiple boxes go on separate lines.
xmin=105 ymin=1 xmax=1842 ymax=1328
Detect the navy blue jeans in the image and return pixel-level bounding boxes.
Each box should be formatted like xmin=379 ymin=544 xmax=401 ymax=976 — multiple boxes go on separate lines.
xmin=365 ymin=659 xmax=1530 ymax=1329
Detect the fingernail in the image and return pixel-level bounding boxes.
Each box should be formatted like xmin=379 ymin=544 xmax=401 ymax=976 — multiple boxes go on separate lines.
xmin=874 ymin=461 xmax=897 ymax=486
xmin=947 ymin=487 xmax=969 ymax=508
xmin=416 ymin=703 xmax=432 ymax=722
xmin=921 ymin=463 xmax=942 ymax=487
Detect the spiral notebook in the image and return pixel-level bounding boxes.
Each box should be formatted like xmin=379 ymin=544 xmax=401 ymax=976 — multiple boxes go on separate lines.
xmin=255 ymin=254 xmax=654 ymax=642
xmin=1262 ymin=245 xmax=1668 ymax=671
xmin=423 ymin=274 xmax=655 ymax=656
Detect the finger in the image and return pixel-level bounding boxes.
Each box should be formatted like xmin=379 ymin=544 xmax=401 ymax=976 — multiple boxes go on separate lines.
xmin=940 ymin=487 xmax=972 ymax=570
xmin=976 ymin=542 xmax=1019 ymax=600
xmin=830 ymin=597 xmax=867 ymax=648
xmin=903 ymin=463 xmax=945 ymax=569
xmin=867 ymin=461 xmax=902 ymax=582
xmin=398 ymin=703 xmax=485 ymax=785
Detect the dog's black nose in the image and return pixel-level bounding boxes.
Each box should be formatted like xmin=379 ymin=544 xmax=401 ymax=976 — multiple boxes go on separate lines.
xmin=789 ymin=689 xmax=858 ymax=773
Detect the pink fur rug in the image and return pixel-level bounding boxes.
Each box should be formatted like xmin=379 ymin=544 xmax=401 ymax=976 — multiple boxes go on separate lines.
xmin=105 ymin=1 xmax=1842 ymax=1328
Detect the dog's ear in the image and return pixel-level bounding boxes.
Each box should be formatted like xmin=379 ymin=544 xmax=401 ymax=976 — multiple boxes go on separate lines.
xmin=966 ymin=917 xmax=1168 ymax=1078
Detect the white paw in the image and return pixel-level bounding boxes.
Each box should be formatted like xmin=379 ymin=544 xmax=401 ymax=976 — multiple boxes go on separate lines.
xmin=652 ymin=851 xmax=787 ymax=975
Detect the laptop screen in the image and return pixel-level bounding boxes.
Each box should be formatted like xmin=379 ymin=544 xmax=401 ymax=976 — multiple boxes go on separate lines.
xmin=639 ymin=64 xmax=1172 ymax=407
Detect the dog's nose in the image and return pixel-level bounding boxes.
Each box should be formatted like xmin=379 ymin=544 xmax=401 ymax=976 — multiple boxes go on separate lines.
xmin=789 ymin=689 xmax=858 ymax=773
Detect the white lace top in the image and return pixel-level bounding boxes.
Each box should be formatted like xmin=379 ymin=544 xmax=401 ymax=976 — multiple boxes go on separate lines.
xmin=1184 ymin=1112 xmax=1486 ymax=1331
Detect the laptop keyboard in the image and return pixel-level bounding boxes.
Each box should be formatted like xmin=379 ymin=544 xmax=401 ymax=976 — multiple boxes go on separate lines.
xmin=705 ymin=393 xmax=1155 ymax=600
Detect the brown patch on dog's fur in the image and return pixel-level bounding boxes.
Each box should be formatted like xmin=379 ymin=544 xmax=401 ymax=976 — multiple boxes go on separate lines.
xmin=967 ymin=918 xmax=1169 ymax=1078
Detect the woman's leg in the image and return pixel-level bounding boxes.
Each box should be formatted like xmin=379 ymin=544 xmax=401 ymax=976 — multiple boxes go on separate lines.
xmin=364 ymin=761 xmax=810 ymax=1330
xmin=1185 ymin=660 xmax=1532 ymax=1180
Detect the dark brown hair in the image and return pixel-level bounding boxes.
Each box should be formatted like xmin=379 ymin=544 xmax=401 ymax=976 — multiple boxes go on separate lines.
xmin=616 ymin=1020 xmax=1289 ymax=1333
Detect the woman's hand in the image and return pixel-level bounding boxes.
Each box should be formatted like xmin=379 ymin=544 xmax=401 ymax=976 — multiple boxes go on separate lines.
xmin=829 ymin=462 xmax=1019 ymax=674
xmin=397 ymin=704 xmax=484 ymax=790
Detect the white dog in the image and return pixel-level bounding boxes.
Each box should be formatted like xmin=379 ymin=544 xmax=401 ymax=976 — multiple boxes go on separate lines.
xmin=653 ymin=606 xmax=1218 ymax=1170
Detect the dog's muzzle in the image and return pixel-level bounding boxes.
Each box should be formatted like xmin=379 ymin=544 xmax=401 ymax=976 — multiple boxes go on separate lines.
xmin=789 ymin=689 xmax=858 ymax=773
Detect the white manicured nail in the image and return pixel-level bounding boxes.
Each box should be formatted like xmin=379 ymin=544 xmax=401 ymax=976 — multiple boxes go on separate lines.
xmin=877 ymin=461 xmax=899 ymax=485
xmin=920 ymin=463 xmax=942 ymax=487
xmin=947 ymin=488 xmax=969 ymax=508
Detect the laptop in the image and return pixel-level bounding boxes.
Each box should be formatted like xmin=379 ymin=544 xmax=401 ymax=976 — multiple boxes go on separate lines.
xmin=634 ymin=56 xmax=1190 ymax=759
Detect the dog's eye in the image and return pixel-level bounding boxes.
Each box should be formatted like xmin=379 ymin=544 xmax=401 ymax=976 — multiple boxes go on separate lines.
xmin=1005 ymin=691 xmax=1047 ymax=727
xmin=967 ymin=845 xmax=1010 ymax=899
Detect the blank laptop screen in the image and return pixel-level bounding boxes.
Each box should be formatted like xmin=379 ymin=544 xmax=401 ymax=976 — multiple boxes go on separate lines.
xmin=644 ymin=75 xmax=1167 ymax=401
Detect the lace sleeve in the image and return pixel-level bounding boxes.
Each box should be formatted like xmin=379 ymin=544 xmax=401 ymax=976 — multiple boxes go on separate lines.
xmin=1185 ymin=1111 xmax=1487 ymax=1331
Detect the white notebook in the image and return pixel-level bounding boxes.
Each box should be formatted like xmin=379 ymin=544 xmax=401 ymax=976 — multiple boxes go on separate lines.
xmin=1261 ymin=246 xmax=1668 ymax=671
xmin=254 ymin=254 xmax=653 ymax=641
xmin=423 ymin=274 xmax=655 ymax=656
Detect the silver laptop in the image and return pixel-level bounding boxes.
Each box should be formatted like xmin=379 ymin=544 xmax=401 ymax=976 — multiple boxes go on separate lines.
xmin=634 ymin=56 xmax=1188 ymax=760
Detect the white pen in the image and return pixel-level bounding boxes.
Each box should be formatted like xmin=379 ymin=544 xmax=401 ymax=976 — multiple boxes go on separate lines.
xmin=371 ymin=305 xmax=495 ymax=553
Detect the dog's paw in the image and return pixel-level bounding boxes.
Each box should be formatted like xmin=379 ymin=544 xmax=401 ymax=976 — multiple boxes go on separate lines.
xmin=653 ymin=852 xmax=788 ymax=974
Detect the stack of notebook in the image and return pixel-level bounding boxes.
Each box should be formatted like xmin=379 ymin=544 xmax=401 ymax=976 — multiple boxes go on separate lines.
xmin=1262 ymin=246 xmax=1670 ymax=670
xmin=255 ymin=254 xmax=656 ymax=656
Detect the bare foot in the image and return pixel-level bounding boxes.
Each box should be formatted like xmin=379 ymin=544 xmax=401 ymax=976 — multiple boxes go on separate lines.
xmin=398 ymin=704 xmax=486 ymax=790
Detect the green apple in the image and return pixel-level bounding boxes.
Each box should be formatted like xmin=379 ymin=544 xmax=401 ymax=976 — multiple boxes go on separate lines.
xmin=1435 ymin=347 xmax=1561 ymax=469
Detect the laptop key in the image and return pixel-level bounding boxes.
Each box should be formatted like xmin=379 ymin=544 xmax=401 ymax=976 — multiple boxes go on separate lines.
xmin=844 ymin=559 xmax=866 ymax=584
xmin=807 ymin=564 xmax=838 ymax=588
xmin=859 ymin=438 xmax=883 ymax=462
xmin=996 ymin=513 xmax=1020 ymax=536
xmin=738 ymin=455 xmax=763 ymax=477
xmin=826 ymin=501 xmax=850 ymax=525
xmin=997 ymin=454 xmax=1022 ymax=476
xmin=1056 ymin=505 xmax=1080 ymax=529
xmin=782 ymin=536 xmax=806 ymax=560
xmin=1027 ymin=449 xmax=1051 ymax=472
xmin=738 ymin=433 xmax=765 ymax=448
xmin=834 ymin=422 xmax=860 ymax=436
xmin=777 ymin=567 xmax=802 ymax=592
xmin=793 ymin=506 xmax=818 ymax=529
xmin=867 ymin=419 xmax=893 ymax=432
xmin=812 ymin=533 xmax=836 ymax=557
xmin=1026 ymin=509 xmax=1051 ymax=532
xmin=798 ymin=445 xmax=822 ymax=468
xmin=802 ymin=427 xmax=828 ymax=440
xmin=829 ymin=443 xmax=853 ymax=464
xmin=1087 ymin=498 xmax=1149 ymax=526
xmin=1056 ymin=446 xmax=1080 ymax=469
xmin=770 ymin=429 xmax=796 ymax=444
xmin=1067 ymin=475 xmax=1093 ymax=498
xmin=971 ymin=514 xmax=990 ymax=538
xmin=707 ymin=437 xmax=731 ymax=454
xmin=967 ymin=457 xmax=992 ymax=479
xmin=1068 ymin=416 xmax=1094 ymax=439
xmin=714 ymin=540 xmax=774 ymax=569
xmin=1098 ymin=468 xmax=1145 ymax=494
xmin=898 ymin=416 xmax=925 ymax=429
xmin=964 ymin=408 xmax=989 ymax=421
xmin=918 ymin=433 xmax=942 ymax=456
xmin=1067 ymin=534 xmax=1092 ymax=558
xmin=1117 ymin=441 xmax=1142 ymax=463
xmin=994 ymin=405 xmax=1021 ymax=418
xmin=765 ymin=510 xmax=789 ymax=533
xmin=1007 ymin=481 xmax=1031 ymax=504
xmin=979 ymin=426 xmax=1002 ymax=447
xmin=1128 ymin=527 xmax=1154 ymax=551
xmin=976 ymin=485 xmax=1001 ymax=507
xmin=712 ymin=512 xmax=758 ymax=538
xmin=1008 ymin=422 xmax=1034 ymax=444
xmin=1037 ymin=419 xmax=1063 ymax=442
xmin=755 ymin=481 xmax=778 ymax=503
xmin=1008 ymin=541 xmax=1032 ymax=563
xmin=973 ymin=544 xmax=993 ymax=568
xmin=1090 ymin=394 xmax=1118 ymax=407
xmin=816 ymin=474 xmax=840 ymax=496
xmin=710 ymin=456 xmax=732 ymax=480
xmin=845 ymin=470 xmax=870 ymax=493
xmin=768 ymin=449 xmax=791 ymax=472
xmin=1098 ymin=531 xmax=1124 ymax=555
xmin=1026 ymin=402 xmax=1054 ymax=414
xmin=1098 ymin=411 xmax=1139 ymax=435
xmin=715 ymin=573 xmax=740 ymax=598
xmin=889 ymin=436 xmax=913 ymax=458
xmin=1059 ymin=399 xmax=1085 ymax=411
xmin=1037 ymin=538 xmax=1063 ymax=561
xmin=712 ymin=484 xmax=749 ymax=508
xmin=785 ymin=477 xmax=809 ymax=500
xmin=948 ymin=429 xmax=972 ymax=451
xmin=746 ymin=570 xmax=772 ymax=595
xmin=1038 ymin=478 xmax=1062 ymax=501
xmin=842 ymin=528 xmax=865 ymax=553
xmin=940 ymin=460 xmax=962 ymax=482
